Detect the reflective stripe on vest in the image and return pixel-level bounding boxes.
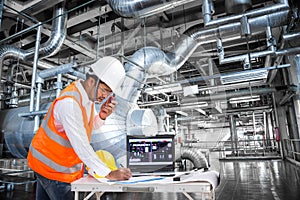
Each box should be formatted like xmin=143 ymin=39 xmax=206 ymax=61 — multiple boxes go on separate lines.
xmin=39 ymin=90 xmax=82 ymax=149
xmin=29 ymin=145 xmax=82 ymax=173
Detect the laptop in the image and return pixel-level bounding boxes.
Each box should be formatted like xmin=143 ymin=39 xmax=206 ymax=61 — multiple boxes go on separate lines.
xmin=126 ymin=134 xmax=176 ymax=176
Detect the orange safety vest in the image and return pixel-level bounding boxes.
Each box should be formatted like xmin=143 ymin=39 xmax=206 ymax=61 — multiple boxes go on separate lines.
xmin=27 ymin=82 xmax=94 ymax=183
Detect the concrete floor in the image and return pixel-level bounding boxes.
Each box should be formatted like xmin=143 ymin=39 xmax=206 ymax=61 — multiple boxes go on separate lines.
xmin=1 ymin=156 xmax=300 ymax=200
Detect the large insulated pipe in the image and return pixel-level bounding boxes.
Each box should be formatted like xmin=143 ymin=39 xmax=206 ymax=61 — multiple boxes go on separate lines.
xmin=180 ymin=147 xmax=209 ymax=169
xmin=0 ymin=103 xmax=50 ymax=158
xmin=0 ymin=5 xmax=67 ymax=83
xmin=106 ymin=0 xmax=197 ymax=18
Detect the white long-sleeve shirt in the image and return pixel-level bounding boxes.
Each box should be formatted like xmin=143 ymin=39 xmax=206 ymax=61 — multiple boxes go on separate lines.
xmin=53 ymin=80 xmax=111 ymax=177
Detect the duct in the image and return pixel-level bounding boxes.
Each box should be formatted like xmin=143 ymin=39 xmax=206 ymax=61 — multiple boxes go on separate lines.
xmin=117 ymin=47 xmax=171 ymax=102
xmin=202 ymin=0 xmax=289 ymax=27
xmin=118 ymin=9 xmax=289 ymax=102
xmin=180 ymin=147 xmax=209 ymax=169
xmin=28 ymin=6 xmax=67 ymax=60
xmin=126 ymin=108 xmax=158 ymax=136
xmin=0 ymin=5 xmax=67 ymax=83
xmin=106 ymin=0 xmax=197 ymax=18
xmin=182 ymin=10 xmax=289 ymax=58
xmin=101 ymin=9 xmax=290 ymax=108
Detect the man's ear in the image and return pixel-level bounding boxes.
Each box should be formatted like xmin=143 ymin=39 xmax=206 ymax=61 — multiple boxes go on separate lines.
xmin=87 ymin=77 xmax=95 ymax=87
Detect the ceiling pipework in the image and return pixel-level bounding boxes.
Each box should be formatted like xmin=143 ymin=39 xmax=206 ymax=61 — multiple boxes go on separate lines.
xmin=0 ymin=4 xmax=67 ymax=84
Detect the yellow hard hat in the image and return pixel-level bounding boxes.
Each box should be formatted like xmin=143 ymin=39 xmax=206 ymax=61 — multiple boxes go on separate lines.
xmin=91 ymin=150 xmax=118 ymax=178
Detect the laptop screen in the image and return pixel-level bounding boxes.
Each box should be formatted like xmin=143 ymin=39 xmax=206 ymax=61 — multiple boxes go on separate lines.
xmin=127 ymin=134 xmax=175 ymax=173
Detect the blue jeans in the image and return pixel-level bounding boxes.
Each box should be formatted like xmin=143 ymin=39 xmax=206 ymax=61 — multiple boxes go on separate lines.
xmin=35 ymin=173 xmax=74 ymax=200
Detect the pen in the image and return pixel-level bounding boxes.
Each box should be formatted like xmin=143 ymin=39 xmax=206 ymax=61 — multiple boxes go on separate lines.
xmin=120 ymin=164 xmax=124 ymax=168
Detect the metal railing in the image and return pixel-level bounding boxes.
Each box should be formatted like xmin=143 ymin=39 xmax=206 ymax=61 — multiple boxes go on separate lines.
xmin=182 ymin=139 xmax=280 ymax=159
xmin=283 ymin=139 xmax=300 ymax=162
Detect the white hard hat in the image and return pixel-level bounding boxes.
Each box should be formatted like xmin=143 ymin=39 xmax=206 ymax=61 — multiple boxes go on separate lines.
xmin=90 ymin=56 xmax=126 ymax=92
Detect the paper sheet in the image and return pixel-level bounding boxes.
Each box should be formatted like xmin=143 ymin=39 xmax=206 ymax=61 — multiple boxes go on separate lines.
xmin=92 ymin=170 xmax=220 ymax=189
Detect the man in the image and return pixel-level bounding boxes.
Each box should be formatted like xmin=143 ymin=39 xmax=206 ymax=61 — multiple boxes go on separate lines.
xmin=27 ymin=56 xmax=131 ymax=200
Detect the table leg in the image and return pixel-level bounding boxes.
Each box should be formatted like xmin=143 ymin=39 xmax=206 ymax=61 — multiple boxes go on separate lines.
xmin=83 ymin=191 xmax=95 ymax=200
xmin=182 ymin=192 xmax=194 ymax=200
xmin=95 ymin=192 xmax=105 ymax=200
xmin=74 ymin=191 xmax=79 ymax=200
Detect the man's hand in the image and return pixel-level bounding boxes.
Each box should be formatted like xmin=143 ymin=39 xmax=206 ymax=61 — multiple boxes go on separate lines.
xmin=105 ymin=168 xmax=132 ymax=180
xmin=99 ymin=96 xmax=117 ymax=120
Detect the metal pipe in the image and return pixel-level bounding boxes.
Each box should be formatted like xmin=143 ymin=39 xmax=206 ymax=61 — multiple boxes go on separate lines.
xmin=106 ymin=0 xmax=197 ymax=18
xmin=276 ymin=47 xmax=300 ymax=56
xmin=0 ymin=0 xmax=3 ymax=29
xmin=266 ymin=25 xmax=276 ymax=53
xmin=34 ymin=82 xmax=43 ymax=132
xmin=272 ymin=92 xmax=279 ymax=127
xmin=203 ymin=0 xmax=289 ymax=27
xmin=202 ymin=0 xmax=212 ymax=25
xmin=18 ymin=91 xmax=57 ymax=105
xmin=282 ymin=32 xmax=300 ymax=41
xmin=181 ymin=87 xmax=278 ymax=104
xmin=229 ymin=115 xmax=238 ymax=155
xmin=18 ymin=110 xmax=48 ymax=117
xmin=217 ymin=38 xmax=224 ymax=63
xmin=56 ymin=74 xmax=62 ymax=97
xmin=38 ymin=63 xmax=76 ymax=79
xmin=29 ymin=22 xmax=42 ymax=113
xmin=69 ymin=70 xmax=86 ymax=80
xmin=219 ymin=18 xmax=280 ymax=65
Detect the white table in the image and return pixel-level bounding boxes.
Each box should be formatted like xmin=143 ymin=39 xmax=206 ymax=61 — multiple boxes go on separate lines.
xmin=71 ymin=175 xmax=216 ymax=200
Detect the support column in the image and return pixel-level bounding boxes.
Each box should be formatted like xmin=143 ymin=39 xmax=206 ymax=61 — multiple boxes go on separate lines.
xmin=287 ymin=102 xmax=300 ymax=161
xmin=229 ymin=115 xmax=238 ymax=155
